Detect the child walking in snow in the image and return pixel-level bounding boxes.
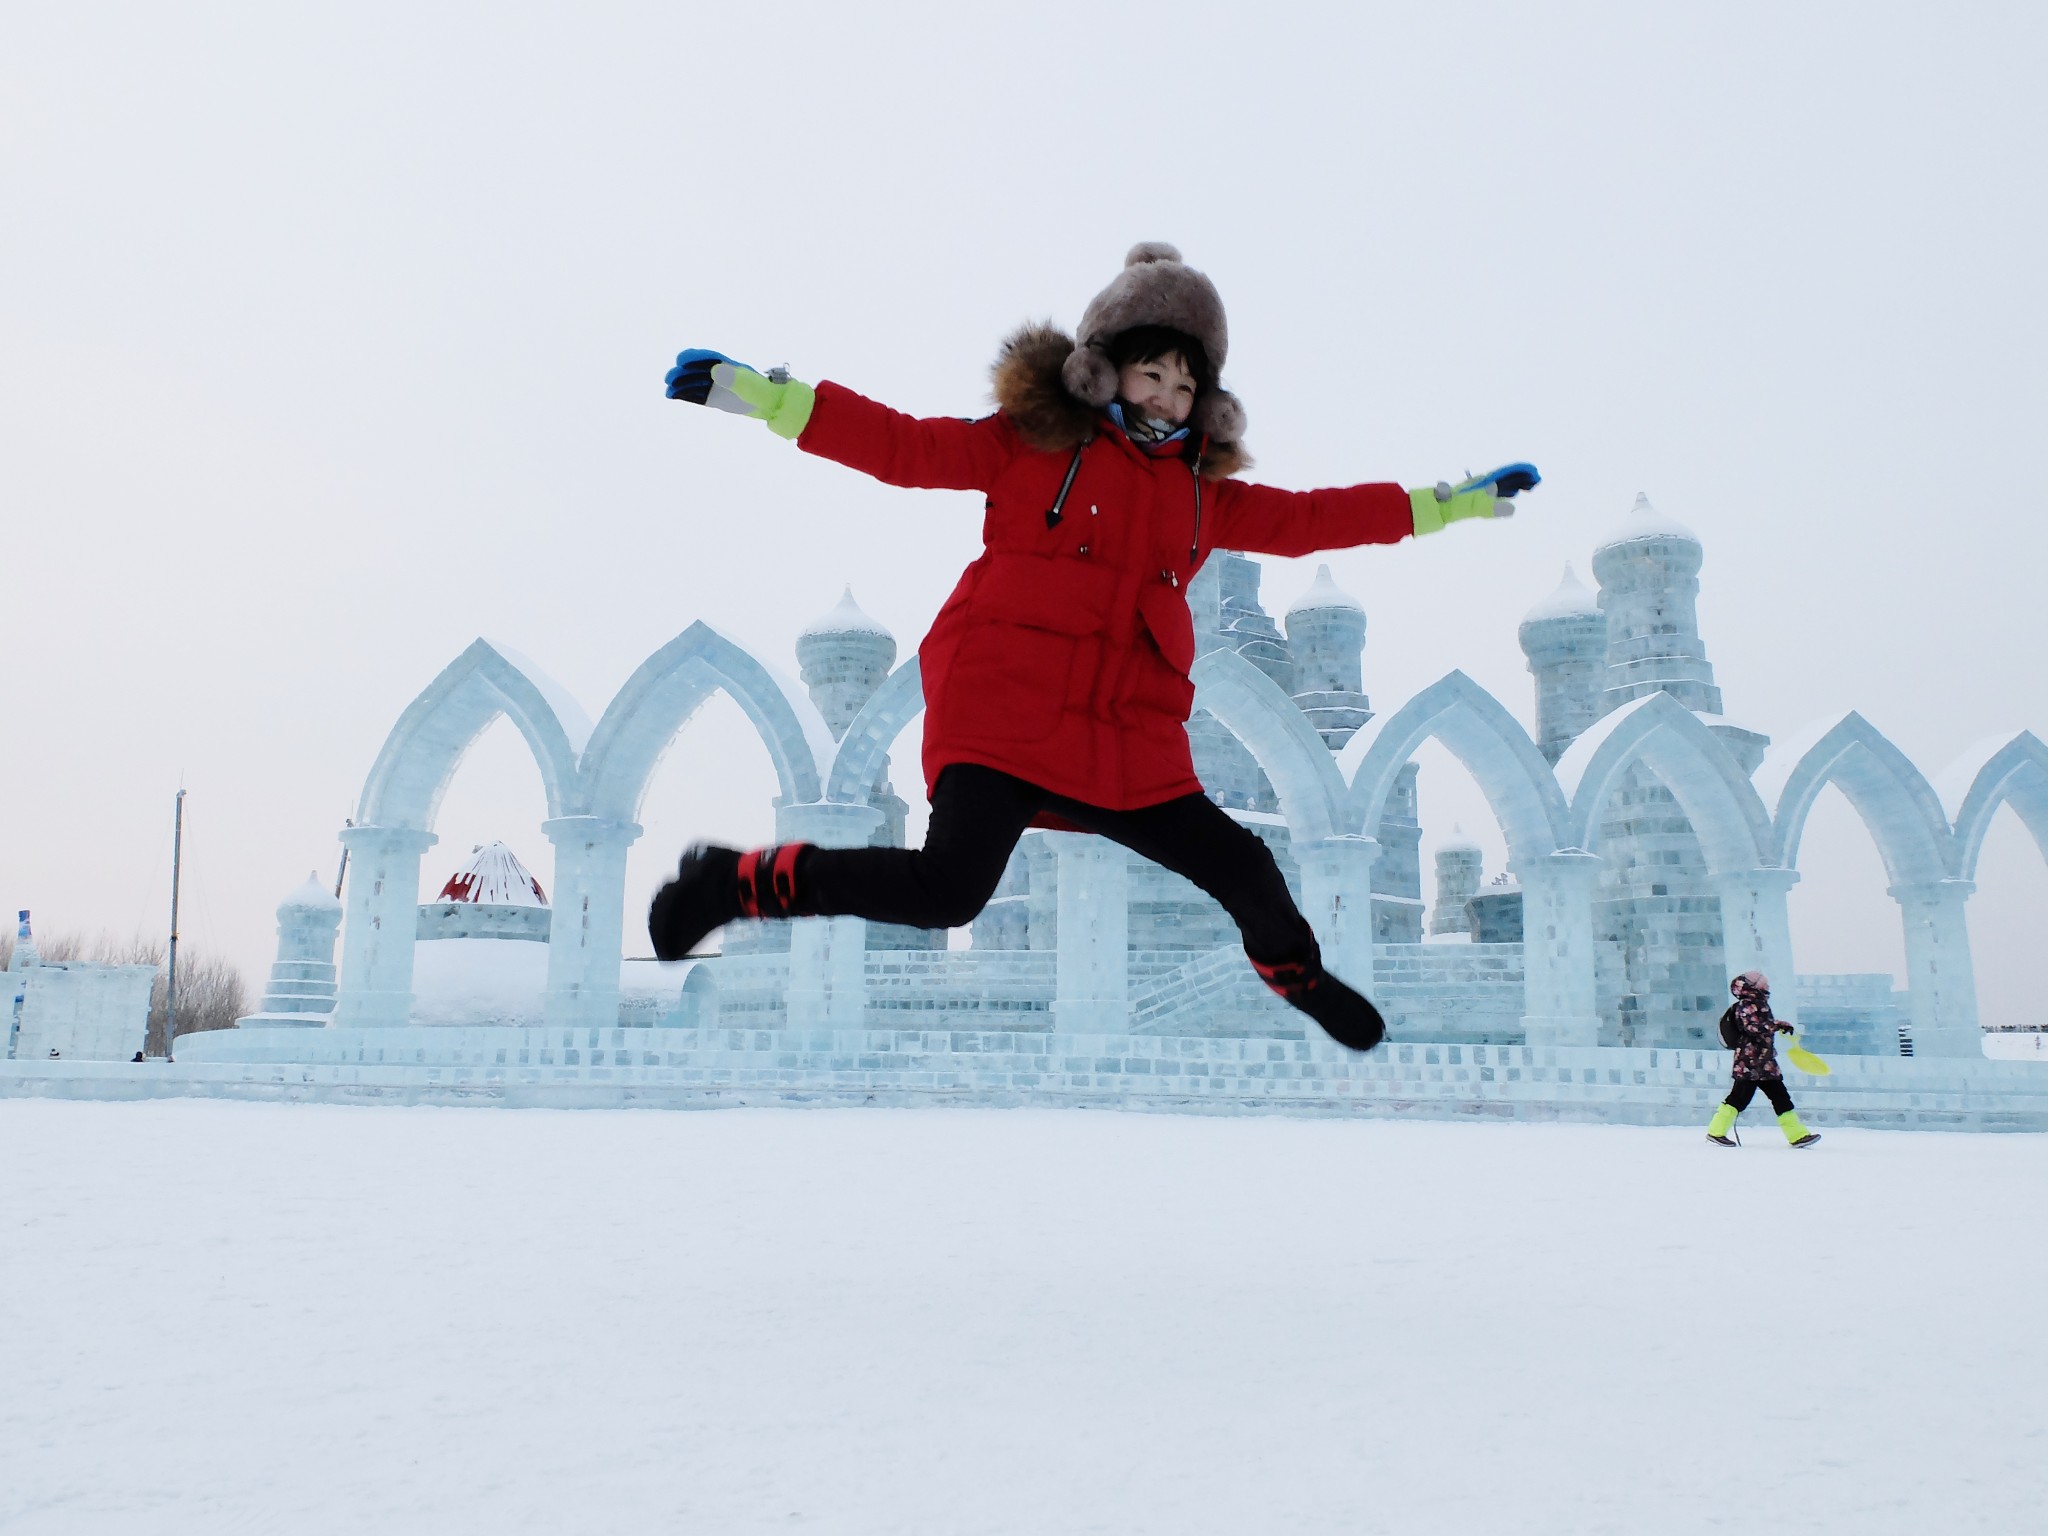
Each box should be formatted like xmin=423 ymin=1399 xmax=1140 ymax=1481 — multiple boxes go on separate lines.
xmin=1708 ymin=971 xmax=1821 ymax=1147
xmin=650 ymin=243 xmax=1539 ymax=1052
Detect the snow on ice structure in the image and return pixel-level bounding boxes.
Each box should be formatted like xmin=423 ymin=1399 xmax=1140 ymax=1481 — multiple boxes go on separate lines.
xmin=16 ymin=498 xmax=2048 ymax=1127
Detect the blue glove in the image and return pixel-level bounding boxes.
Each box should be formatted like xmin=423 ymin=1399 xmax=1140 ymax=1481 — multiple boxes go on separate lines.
xmin=665 ymin=348 xmax=758 ymax=413
xmin=1452 ymin=462 xmax=1542 ymax=503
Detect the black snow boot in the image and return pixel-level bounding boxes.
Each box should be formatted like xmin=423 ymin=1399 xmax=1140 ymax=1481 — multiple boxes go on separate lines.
xmin=647 ymin=844 xmax=742 ymax=961
xmin=1252 ymin=950 xmax=1387 ymax=1052
xmin=648 ymin=842 xmax=820 ymax=961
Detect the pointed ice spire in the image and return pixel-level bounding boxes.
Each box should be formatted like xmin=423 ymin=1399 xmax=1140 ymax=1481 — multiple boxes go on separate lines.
xmin=1521 ymin=563 xmax=1601 ymax=626
xmin=1439 ymin=822 xmax=1481 ymax=853
xmin=800 ymin=585 xmax=893 ymax=640
xmin=278 ymin=871 xmax=342 ymax=919
xmin=1285 ymin=563 xmax=1364 ymax=617
xmin=1598 ymin=491 xmax=1699 ymax=550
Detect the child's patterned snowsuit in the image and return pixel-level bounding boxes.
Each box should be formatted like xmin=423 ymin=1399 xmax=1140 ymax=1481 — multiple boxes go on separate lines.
xmin=1724 ymin=976 xmax=1795 ymax=1114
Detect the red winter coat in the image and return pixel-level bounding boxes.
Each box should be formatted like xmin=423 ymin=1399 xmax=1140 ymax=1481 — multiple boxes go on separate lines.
xmin=795 ymin=326 xmax=1416 ymax=810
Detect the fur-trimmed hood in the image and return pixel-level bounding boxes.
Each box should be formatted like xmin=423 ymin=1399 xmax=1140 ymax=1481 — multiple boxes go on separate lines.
xmin=990 ymin=321 xmax=1251 ymax=480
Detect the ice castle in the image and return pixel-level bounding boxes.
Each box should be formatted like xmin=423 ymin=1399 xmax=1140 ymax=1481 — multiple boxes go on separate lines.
xmin=12 ymin=495 xmax=2048 ymax=1128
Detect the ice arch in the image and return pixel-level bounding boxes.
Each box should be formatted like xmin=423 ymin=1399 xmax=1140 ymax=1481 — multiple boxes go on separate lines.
xmin=1340 ymin=673 xmax=1589 ymax=1044
xmin=1941 ymin=731 xmax=2048 ymax=882
xmin=1554 ymin=692 xmax=1772 ymax=875
xmin=1757 ymin=713 xmax=1954 ymax=885
xmin=338 ymin=639 xmax=592 ymax=1030
xmin=1759 ymin=712 xmax=1977 ymax=1054
xmin=1188 ymin=648 xmax=1351 ymax=845
xmin=1339 ymin=671 xmax=1569 ymax=865
xmin=825 ymin=657 xmax=927 ymax=804
xmin=358 ymin=638 xmax=591 ymax=830
xmin=580 ymin=620 xmax=837 ymax=823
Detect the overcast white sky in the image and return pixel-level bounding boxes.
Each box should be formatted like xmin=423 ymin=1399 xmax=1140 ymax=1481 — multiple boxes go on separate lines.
xmin=4 ymin=2 xmax=2045 ymax=1023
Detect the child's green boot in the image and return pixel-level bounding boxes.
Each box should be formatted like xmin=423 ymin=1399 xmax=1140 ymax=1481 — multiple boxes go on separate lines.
xmin=1778 ymin=1110 xmax=1821 ymax=1148
xmin=1706 ymin=1102 xmax=1740 ymax=1147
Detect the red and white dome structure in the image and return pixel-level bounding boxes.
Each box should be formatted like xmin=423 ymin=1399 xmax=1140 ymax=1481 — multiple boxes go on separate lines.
xmin=434 ymin=842 xmax=548 ymax=907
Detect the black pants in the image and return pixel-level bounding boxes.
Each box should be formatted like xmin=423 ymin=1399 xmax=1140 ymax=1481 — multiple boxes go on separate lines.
xmin=1725 ymin=1077 xmax=1795 ymax=1115
xmin=799 ymin=763 xmax=1320 ymax=967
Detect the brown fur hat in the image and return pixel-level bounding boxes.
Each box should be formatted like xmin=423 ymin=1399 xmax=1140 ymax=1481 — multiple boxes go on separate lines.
xmin=992 ymin=319 xmax=1250 ymax=479
xmin=1060 ymin=242 xmax=1247 ymax=447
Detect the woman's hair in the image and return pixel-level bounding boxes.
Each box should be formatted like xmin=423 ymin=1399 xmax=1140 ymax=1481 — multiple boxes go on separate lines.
xmin=1104 ymin=325 xmax=1215 ymax=395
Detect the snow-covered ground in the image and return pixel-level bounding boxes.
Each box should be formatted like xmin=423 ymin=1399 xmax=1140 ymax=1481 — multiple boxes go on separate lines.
xmin=3 ymin=1104 xmax=2043 ymax=1535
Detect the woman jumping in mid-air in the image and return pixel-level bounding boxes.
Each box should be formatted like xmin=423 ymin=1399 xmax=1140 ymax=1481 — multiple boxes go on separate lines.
xmin=650 ymin=242 xmax=1539 ymax=1051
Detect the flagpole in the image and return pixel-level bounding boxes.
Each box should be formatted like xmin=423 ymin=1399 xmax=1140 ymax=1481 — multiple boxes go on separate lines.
xmin=165 ymin=789 xmax=185 ymax=1060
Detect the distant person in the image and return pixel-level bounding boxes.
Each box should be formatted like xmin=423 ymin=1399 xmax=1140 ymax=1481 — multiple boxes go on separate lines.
xmin=649 ymin=243 xmax=1542 ymax=1051
xmin=1707 ymin=972 xmax=1820 ymax=1148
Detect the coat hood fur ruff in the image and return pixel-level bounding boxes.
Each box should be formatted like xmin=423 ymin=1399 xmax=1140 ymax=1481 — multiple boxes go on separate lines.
xmin=991 ymin=243 xmax=1250 ymax=479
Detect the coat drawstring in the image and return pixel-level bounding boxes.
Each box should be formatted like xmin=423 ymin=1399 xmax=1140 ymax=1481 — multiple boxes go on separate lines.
xmin=1190 ymin=433 xmax=1208 ymax=563
xmin=1044 ymin=440 xmax=1090 ymax=529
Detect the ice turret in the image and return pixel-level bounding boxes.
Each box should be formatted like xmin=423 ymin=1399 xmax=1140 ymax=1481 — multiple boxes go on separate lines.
xmin=785 ymin=589 xmax=937 ymax=952
xmin=1591 ymin=493 xmax=1721 ymax=716
xmin=796 ymin=587 xmax=897 ymax=740
xmin=1284 ymin=564 xmax=1372 ymax=748
xmin=1518 ymin=564 xmax=1607 ymax=763
xmin=1428 ymin=828 xmax=1484 ymax=937
xmin=243 ymin=873 xmax=344 ymax=1026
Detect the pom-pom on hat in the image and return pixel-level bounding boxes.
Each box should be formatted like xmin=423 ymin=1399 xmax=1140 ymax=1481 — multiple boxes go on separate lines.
xmin=1062 ymin=242 xmax=1246 ymax=444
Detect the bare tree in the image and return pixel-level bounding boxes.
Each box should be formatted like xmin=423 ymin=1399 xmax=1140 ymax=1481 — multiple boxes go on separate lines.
xmin=149 ymin=952 xmax=248 ymax=1054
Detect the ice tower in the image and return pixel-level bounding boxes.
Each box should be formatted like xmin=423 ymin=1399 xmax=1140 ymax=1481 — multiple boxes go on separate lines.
xmin=242 ymin=874 xmax=344 ymax=1027
xmin=1594 ymin=495 xmax=1721 ymax=715
xmin=795 ymin=587 xmax=896 ymax=738
xmin=1517 ymin=565 xmax=1606 ymax=765
xmin=1284 ymin=565 xmax=1371 ymax=749
xmin=792 ymin=588 xmax=942 ymax=951
xmin=1586 ymin=495 xmax=1768 ymax=1046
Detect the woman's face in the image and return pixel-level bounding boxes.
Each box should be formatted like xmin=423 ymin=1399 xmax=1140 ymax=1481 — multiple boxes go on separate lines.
xmin=1116 ymin=352 xmax=1197 ymax=427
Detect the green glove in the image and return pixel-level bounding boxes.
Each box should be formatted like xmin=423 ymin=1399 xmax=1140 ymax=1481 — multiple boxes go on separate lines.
xmin=1409 ymin=482 xmax=1499 ymax=535
xmin=718 ymin=362 xmax=816 ymax=441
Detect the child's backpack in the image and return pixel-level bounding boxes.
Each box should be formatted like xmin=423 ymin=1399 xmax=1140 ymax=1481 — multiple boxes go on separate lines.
xmin=1717 ymin=1006 xmax=1742 ymax=1050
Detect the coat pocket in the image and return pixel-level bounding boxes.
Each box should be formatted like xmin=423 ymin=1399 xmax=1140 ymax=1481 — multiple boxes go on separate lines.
xmin=1119 ymin=643 xmax=1197 ymax=723
xmin=938 ymin=623 xmax=1075 ymax=742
